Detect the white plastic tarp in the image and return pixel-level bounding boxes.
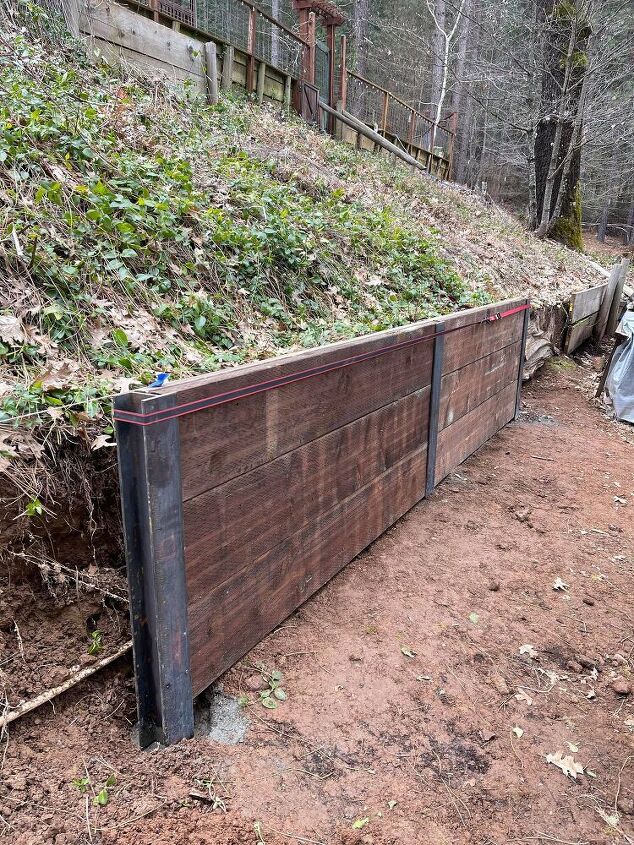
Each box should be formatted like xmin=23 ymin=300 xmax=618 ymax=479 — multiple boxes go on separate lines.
xmin=605 ymin=309 xmax=634 ymax=424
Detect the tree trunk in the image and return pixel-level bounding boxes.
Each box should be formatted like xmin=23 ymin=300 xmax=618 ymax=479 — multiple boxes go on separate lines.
xmin=455 ymin=77 xmax=474 ymax=184
xmin=352 ymin=0 xmax=370 ymax=76
xmin=623 ymin=197 xmax=634 ymax=246
xmin=429 ymin=0 xmax=446 ymax=113
xmin=450 ymin=0 xmax=472 ymax=120
xmin=533 ymin=0 xmax=591 ymax=250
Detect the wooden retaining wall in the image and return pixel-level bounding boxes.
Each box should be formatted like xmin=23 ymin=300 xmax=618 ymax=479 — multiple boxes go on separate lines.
xmin=79 ymin=0 xmax=295 ymax=104
xmin=114 ymin=297 xmax=529 ymax=746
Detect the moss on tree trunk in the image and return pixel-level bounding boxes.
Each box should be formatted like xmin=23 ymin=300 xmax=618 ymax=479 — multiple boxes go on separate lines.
xmin=533 ymin=0 xmax=589 ymax=251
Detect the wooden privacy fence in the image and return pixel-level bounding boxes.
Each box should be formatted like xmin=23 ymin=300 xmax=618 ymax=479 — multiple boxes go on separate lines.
xmin=71 ymin=0 xmax=456 ymax=173
xmin=114 ymin=297 xmax=529 ymax=746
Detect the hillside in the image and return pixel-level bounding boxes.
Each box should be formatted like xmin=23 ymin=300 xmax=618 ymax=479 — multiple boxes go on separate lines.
xmin=0 ymin=9 xmax=606 ymax=567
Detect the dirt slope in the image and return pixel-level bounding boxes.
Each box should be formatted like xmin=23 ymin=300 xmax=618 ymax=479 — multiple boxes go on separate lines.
xmin=1 ymin=359 xmax=633 ymax=845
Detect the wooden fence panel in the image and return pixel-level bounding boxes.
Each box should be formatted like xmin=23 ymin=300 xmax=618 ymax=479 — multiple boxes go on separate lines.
xmin=431 ymin=299 xmax=528 ymax=486
xmin=81 ymin=0 xmax=207 ymax=94
xmin=115 ymin=297 xmax=529 ymax=745
xmin=564 ymin=281 xmax=609 ymax=353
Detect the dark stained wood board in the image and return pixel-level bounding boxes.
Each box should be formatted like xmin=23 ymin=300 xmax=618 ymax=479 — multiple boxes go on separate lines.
xmin=170 ymin=324 xmax=436 ymax=500
xmin=438 ymin=341 xmax=521 ymax=431
xmin=187 ymin=444 xmax=428 ymax=695
xmin=434 ymin=381 xmax=517 ymax=483
xmin=116 ymin=298 xmax=529 ymax=743
xmin=183 ymin=386 xmax=430 ymax=599
xmin=438 ymin=299 xmax=526 ymax=375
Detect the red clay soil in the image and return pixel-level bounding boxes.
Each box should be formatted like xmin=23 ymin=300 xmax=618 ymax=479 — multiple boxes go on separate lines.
xmin=1 ymin=358 xmax=634 ymax=845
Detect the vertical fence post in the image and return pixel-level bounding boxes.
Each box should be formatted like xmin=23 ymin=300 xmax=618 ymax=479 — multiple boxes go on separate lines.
xmin=606 ymin=257 xmax=630 ymax=337
xmin=247 ymin=6 xmax=257 ymax=93
xmin=114 ymin=392 xmax=194 ymax=747
xmin=307 ymin=11 xmax=316 ymax=85
xmin=257 ymin=60 xmax=267 ymax=104
xmin=283 ymin=74 xmax=292 ymax=114
xmin=327 ymin=23 xmax=336 ymax=134
xmin=428 ymin=119 xmax=437 ymax=174
xmin=381 ymin=91 xmax=390 ymax=136
xmin=339 ymin=34 xmax=348 ymax=112
xmin=204 ymin=42 xmax=219 ymax=105
xmin=425 ymin=322 xmax=445 ymax=496
xmin=407 ymin=108 xmax=415 ymax=152
xmin=514 ymin=300 xmax=530 ymax=419
xmin=221 ymin=45 xmax=234 ymax=91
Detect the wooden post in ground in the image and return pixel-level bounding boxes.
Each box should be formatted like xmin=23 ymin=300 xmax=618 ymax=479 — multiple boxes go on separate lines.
xmin=221 ymin=45 xmax=234 ymax=91
xmin=595 ymin=260 xmax=625 ymax=341
xmin=339 ymin=35 xmax=348 ymax=112
xmin=257 ymin=61 xmax=267 ymax=104
xmin=381 ymin=91 xmax=390 ymax=136
xmin=605 ymin=258 xmax=631 ymax=337
xmin=515 ymin=299 xmax=530 ymax=418
xmin=447 ymin=112 xmax=458 ymax=180
xmin=425 ymin=322 xmax=445 ymax=496
xmin=247 ymin=7 xmax=257 ymax=93
xmin=335 ymin=100 xmax=344 ymax=140
xmin=283 ymin=74 xmax=292 ymax=114
xmin=326 ymin=22 xmax=336 ymax=134
xmin=204 ymin=42 xmax=219 ymax=105
xmin=114 ymin=392 xmax=194 ymax=748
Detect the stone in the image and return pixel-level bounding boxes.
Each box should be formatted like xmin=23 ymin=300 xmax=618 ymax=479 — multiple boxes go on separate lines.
xmin=491 ymin=674 xmax=510 ymax=695
xmin=611 ymin=678 xmax=631 ymax=696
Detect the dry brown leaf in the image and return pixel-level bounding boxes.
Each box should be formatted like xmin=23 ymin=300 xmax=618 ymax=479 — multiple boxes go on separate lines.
xmin=0 ymin=315 xmax=25 ymax=345
xmin=545 ymin=750 xmax=584 ymax=779
xmin=515 ymin=689 xmax=533 ymax=705
xmin=37 ymin=360 xmax=80 ymax=391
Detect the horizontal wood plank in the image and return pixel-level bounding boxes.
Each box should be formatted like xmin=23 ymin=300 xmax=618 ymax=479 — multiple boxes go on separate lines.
xmin=569 ymin=283 xmax=607 ymax=323
xmin=92 ymin=39 xmax=206 ymax=92
xmin=187 ymin=444 xmax=428 ymax=695
xmin=173 ymin=325 xmax=435 ymax=500
xmin=565 ymin=312 xmax=598 ymax=353
xmin=438 ymin=341 xmax=521 ymax=431
xmin=82 ymin=1 xmax=205 ymax=76
xmin=183 ymin=386 xmax=430 ymax=597
xmin=438 ymin=299 xmax=526 ymax=375
xmin=435 ymin=381 xmax=517 ymax=482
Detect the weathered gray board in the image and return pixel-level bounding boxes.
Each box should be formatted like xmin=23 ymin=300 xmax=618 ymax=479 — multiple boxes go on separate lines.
xmin=80 ymin=0 xmax=291 ymax=101
xmin=81 ymin=0 xmax=207 ymax=94
xmin=564 ymin=281 xmax=609 ymax=353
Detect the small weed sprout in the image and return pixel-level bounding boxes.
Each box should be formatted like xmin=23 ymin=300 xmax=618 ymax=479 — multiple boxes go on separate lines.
xmin=88 ymin=630 xmax=104 ymax=655
xmin=23 ymin=498 xmax=43 ymax=517
xmin=93 ymin=774 xmax=117 ymax=807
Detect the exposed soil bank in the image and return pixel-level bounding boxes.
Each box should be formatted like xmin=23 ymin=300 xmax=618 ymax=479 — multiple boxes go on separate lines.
xmin=1 ymin=359 xmax=633 ymax=845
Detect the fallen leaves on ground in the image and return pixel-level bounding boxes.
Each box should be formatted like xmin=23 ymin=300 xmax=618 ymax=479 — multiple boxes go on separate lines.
xmin=515 ymin=689 xmax=533 ymax=705
xmin=545 ymin=750 xmax=584 ymax=779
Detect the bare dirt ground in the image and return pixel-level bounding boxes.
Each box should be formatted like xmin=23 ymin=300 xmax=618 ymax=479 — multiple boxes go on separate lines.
xmin=1 ymin=357 xmax=633 ymax=845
